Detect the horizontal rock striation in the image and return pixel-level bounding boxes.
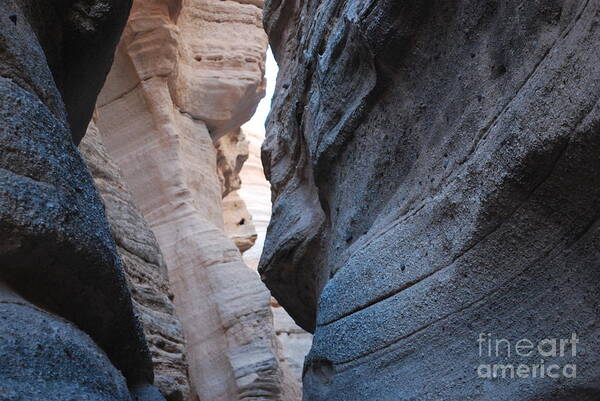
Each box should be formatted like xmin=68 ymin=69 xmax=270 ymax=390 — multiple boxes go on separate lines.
xmin=239 ymin=128 xmax=273 ymax=271
xmin=261 ymin=0 xmax=600 ymax=400
xmin=80 ymin=121 xmax=191 ymax=401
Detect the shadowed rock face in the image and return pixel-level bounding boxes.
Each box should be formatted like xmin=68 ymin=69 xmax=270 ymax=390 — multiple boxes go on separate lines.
xmin=261 ymin=0 xmax=600 ymax=399
xmin=13 ymin=0 xmax=133 ymax=142
xmin=0 ymin=283 xmax=134 ymax=401
xmin=0 ymin=0 xmax=161 ymax=399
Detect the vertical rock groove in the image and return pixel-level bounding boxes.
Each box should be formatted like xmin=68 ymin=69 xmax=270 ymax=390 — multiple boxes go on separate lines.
xmin=80 ymin=120 xmax=191 ymax=401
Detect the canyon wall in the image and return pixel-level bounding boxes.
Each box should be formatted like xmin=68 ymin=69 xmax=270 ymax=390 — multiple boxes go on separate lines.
xmin=239 ymin=128 xmax=313 ymax=383
xmin=80 ymin=121 xmax=191 ymax=401
xmin=92 ymin=0 xmax=300 ymax=400
xmin=0 ymin=0 xmax=166 ymax=400
xmin=219 ymin=123 xmax=313 ymax=388
xmin=239 ymin=129 xmax=273 ymax=270
xmin=262 ymin=1 xmax=600 ymax=400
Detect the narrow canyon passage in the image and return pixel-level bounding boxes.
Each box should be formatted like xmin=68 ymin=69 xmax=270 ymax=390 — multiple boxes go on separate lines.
xmin=85 ymin=1 xmax=310 ymax=400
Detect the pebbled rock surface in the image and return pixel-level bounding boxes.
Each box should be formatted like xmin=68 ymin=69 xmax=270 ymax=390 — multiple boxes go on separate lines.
xmin=0 ymin=284 xmax=132 ymax=401
xmin=0 ymin=0 xmax=159 ymax=398
xmin=93 ymin=0 xmax=300 ymax=399
xmin=80 ymin=120 xmax=191 ymax=401
xmin=261 ymin=0 xmax=600 ymax=400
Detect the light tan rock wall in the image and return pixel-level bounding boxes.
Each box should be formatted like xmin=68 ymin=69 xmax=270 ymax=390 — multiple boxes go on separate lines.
xmin=93 ymin=0 xmax=299 ymax=400
xmin=223 ymin=189 xmax=258 ymax=253
xmin=238 ymin=129 xmax=271 ymax=270
xmin=80 ymin=120 xmax=191 ymax=401
xmin=217 ymin=129 xmax=258 ymax=253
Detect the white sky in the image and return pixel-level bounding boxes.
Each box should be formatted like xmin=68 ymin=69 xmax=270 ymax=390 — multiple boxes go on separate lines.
xmin=242 ymin=48 xmax=278 ymax=136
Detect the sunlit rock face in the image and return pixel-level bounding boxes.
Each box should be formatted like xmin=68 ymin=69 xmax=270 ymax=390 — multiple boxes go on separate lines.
xmin=80 ymin=121 xmax=191 ymax=401
xmin=239 ymin=129 xmax=273 ymax=270
xmin=223 ymin=190 xmax=258 ymax=253
xmin=217 ymin=129 xmax=251 ymax=199
xmin=218 ymin=129 xmax=259 ymax=253
xmin=262 ymin=1 xmax=600 ymax=400
xmin=174 ymin=1 xmax=268 ymax=137
xmin=0 ymin=1 xmax=161 ymax=399
xmin=93 ymin=0 xmax=300 ymax=400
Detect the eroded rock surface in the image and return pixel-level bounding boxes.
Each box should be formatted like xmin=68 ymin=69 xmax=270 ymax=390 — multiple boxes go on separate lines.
xmin=0 ymin=0 xmax=160 ymax=399
xmin=239 ymin=129 xmax=273 ymax=270
xmin=218 ymin=129 xmax=259 ymax=252
xmin=262 ymin=1 xmax=600 ymax=400
xmin=80 ymin=121 xmax=191 ymax=401
xmin=223 ymin=189 xmax=258 ymax=253
xmin=238 ymin=128 xmax=313 ymax=386
xmin=0 ymin=284 xmax=132 ymax=401
xmin=11 ymin=0 xmax=134 ymax=142
xmin=93 ymin=0 xmax=300 ymax=399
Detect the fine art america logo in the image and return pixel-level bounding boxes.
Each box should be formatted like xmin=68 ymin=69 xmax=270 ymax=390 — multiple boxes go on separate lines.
xmin=477 ymin=333 xmax=579 ymax=379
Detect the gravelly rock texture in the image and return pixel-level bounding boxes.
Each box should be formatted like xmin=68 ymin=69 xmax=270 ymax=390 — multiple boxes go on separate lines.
xmin=0 ymin=285 xmax=132 ymax=401
xmin=261 ymin=0 xmax=600 ymax=400
xmin=0 ymin=1 xmax=162 ymax=399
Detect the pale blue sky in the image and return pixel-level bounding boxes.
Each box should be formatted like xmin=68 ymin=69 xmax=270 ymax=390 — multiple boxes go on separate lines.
xmin=243 ymin=48 xmax=278 ymax=136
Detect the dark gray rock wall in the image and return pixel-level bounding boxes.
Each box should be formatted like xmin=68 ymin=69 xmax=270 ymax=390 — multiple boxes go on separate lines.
xmin=0 ymin=284 xmax=132 ymax=401
xmin=15 ymin=0 xmax=133 ymax=142
xmin=261 ymin=0 xmax=600 ymax=399
xmin=0 ymin=0 xmax=161 ymax=399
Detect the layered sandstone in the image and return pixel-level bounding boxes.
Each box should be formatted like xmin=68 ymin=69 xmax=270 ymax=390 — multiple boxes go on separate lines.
xmin=223 ymin=189 xmax=258 ymax=253
xmin=238 ymin=129 xmax=272 ymax=270
xmin=80 ymin=121 xmax=190 ymax=401
xmin=93 ymin=0 xmax=300 ymax=400
xmin=218 ymin=129 xmax=259 ymax=252
xmin=0 ymin=0 xmax=162 ymax=399
xmin=262 ymin=1 xmax=600 ymax=400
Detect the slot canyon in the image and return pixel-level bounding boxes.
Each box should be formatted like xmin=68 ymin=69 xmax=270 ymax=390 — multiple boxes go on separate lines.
xmin=0 ymin=0 xmax=599 ymax=401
